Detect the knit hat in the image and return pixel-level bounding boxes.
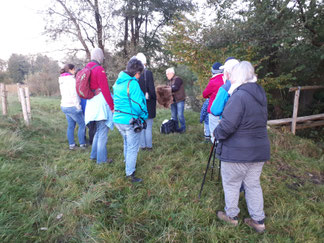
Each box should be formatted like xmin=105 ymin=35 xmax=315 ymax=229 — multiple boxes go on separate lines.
xmin=91 ymin=48 xmax=104 ymax=64
xmin=211 ymin=62 xmax=222 ymax=74
xmin=136 ymin=53 xmax=147 ymax=65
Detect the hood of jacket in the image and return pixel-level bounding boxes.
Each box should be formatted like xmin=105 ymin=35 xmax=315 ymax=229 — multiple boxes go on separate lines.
xmin=115 ymin=71 xmax=137 ymax=85
xmin=237 ymin=83 xmax=267 ymax=107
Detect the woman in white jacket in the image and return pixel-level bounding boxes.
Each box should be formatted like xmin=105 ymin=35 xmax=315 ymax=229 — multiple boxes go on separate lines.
xmin=59 ymin=64 xmax=86 ymax=150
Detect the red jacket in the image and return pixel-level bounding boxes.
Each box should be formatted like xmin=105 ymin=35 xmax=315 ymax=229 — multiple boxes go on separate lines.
xmin=202 ymin=73 xmax=224 ymax=113
xmin=87 ymin=62 xmax=114 ymax=111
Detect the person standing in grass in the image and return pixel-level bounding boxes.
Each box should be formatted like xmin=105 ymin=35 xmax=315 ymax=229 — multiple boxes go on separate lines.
xmin=58 ymin=64 xmax=86 ymax=150
xmin=166 ymin=67 xmax=186 ymax=133
xmin=199 ymin=98 xmax=210 ymax=142
xmin=84 ymin=48 xmax=114 ymax=164
xmin=136 ymin=53 xmax=156 ymax=151
xmin=202 ymin=62 xmax=223 ymax=142
xmin=214 ymin=61 xmax=270 ymax=233
xmin=113 ymin=57 xmax=148 ymax=183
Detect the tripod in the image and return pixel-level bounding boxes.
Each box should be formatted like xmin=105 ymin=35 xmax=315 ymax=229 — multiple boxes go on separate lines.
xmin=198 ymin=138 xmax=221 ymax=199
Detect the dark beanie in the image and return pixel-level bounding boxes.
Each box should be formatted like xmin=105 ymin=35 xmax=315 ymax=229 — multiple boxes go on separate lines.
xmin=211 ymin=62 xmax=222 ymax=74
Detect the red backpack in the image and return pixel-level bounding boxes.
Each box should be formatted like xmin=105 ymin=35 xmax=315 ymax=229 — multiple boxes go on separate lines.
xmin=76 ymin=64 xmax=99 ymax=99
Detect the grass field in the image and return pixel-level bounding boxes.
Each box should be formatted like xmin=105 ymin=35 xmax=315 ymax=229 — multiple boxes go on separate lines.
xmin=0 ymin=96 xmax=323 ymax=242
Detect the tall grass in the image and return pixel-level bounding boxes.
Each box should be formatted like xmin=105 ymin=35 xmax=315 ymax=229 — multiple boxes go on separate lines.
xmin=0 ymin=96 xmax=323 ymax=242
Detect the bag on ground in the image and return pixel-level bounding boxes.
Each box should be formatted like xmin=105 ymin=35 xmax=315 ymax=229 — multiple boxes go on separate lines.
xmin=160 ymin=119 xmax=177 ymax=134
xmin=76 ymin=65 xmax=99 ymax=99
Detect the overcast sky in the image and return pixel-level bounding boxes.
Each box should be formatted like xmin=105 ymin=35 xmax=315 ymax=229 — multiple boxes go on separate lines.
xmin=0 ymin=0 xmax=211 ymax=63
xmin=0 ymin=0 xmax=66 ymax=61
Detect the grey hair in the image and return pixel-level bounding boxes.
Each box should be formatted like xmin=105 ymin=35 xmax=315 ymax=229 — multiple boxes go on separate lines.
xmin=230 ymin=61 xmax=257 ymax=85
xmin=166 ymin=67 xmax=175 ymax=75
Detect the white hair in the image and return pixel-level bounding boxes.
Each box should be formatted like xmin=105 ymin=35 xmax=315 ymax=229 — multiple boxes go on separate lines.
xmin=222 ymin=59 xmax=240 ymax=79
xmin=136 ymin=53 xmax=147 ymax=65
xmin=230 ymin=61 xmax=257 ymax=85
xmin=166 ymin=67 xmax=175 ymax=75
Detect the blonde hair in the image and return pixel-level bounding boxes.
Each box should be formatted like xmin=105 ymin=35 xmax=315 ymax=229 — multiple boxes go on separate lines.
xmin=230 ymin=61 xmax=257 ymax=85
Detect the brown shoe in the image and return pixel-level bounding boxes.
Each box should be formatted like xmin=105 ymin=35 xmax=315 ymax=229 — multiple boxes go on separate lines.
xmin=244 ymin=218 xmax=265 ymax=233
xmin=217 ymin=211 xmax=238 ymax=226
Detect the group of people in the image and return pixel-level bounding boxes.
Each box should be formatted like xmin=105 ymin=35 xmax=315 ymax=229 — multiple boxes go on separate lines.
xmin=58 ymin=48 xmax=186 ymax=183
xmin=59 ymin=48 xmax=270 ymax=233
xmin=200 ymin=58 xmax=270 ymax=233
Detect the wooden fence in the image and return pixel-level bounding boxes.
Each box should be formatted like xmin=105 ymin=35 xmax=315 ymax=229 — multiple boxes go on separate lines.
xmin=0 ymin=83 xmax=31 ymax=126
xmin=267 ymin=85 xmax=324 ymax=134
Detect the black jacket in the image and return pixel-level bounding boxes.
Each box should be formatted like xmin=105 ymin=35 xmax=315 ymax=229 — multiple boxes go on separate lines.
xmin=138 ymin=69 xmax=156 ymax=119
xmin=214 ymin=83 xmax=270 ymax=163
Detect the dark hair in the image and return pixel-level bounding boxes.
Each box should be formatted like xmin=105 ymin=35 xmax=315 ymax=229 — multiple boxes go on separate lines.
xmin=126 ymin=58 xmax=144 ymax=77
xmin=60 ymin=64 xmax=75 ymax=74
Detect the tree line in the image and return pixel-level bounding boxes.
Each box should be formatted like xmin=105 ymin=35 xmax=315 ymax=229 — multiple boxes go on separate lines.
xmin=0 ymin=0 xmax=323 ymax=118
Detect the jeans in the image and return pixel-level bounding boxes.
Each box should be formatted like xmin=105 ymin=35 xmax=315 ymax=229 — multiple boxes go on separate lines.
xmin=171 ymin=100 xmax=186 ymax=132
xmin=61 ymin=106 xmax=86 ymax=146
xmin=209 ymin=113 xmax=220 ymax=143
xmin=139 ymin=118 xmax=153 ymax=149
xmin=115 ymin=123 xmax=141 ymax=176
xmin=204 ymin=120 xmax=210 ymax=138
xmin=90 ymin=120 xmax=109 ymax=164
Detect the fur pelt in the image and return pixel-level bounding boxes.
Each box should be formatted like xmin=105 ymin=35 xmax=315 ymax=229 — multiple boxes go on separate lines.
xmin=156 ymin=85 xmax=173 ymax=108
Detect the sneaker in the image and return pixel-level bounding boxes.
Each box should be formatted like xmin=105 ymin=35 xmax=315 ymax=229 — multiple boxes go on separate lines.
xmin=244 ymin=218 xmax=265 ymax=233
xmin=80 ymin=144 xmax=87 ymax=149
xmin=217 ymin=211 xmax=238 ymax=226
xmin=69 ymin=144 xmax=76 ymax=150
xmin=126 ymin=172 xmax=142 ymax=183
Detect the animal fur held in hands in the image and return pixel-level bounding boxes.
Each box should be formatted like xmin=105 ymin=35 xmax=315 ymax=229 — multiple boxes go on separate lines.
xmin=156 ymin=85 xmax=173 ymax=108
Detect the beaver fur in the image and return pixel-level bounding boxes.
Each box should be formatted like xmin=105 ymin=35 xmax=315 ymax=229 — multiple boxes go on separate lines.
xmin=155 ymin=85 xmax=173 ymax=108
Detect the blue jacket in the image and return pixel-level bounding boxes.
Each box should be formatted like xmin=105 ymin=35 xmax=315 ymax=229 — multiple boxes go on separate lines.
xmin=214 ymin=83 xmax=270 ymax=163
xmin=200 ymin=99 xmax=209 ymax=123
xmin=210 ymin=80 xmax=231 ymax=117
xmin=113 ymin=71 xmax=148 ymax=124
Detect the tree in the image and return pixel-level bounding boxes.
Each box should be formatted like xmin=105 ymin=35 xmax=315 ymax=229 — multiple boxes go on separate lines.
xmin=27 ymin=54 xmax=60 ymax=96
xmin=116 ymin=0 xmax=195 ymax=58
xmin=44 ymin=0 xmax=117 ymax=62
xmin=7 ymin=54 xmax=31 ymax=83
xmin=166 ymin=1 xmax=324 ymax=117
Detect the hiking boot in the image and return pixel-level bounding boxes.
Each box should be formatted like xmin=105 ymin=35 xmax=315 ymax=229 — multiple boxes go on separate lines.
xmin=69 ymin=144 xmax=77 ymax=150
xmin=126 ymin=172 xmax=142 ymax=183
xmin=217 ymin=211 xmax=238 ymax=226
xmin=244 ymin=218 xmax=265 ymax=233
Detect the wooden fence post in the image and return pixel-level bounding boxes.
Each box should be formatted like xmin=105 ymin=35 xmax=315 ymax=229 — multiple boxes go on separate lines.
xmin=24 ymin=86 xmax=31 ymax=119
xmin=18 ymin=87 xmax=30 ymax=126
xmin=17 ymin=83 xmax=21 ymax=102
xmin=1 ymin=83 xmax=8 ymax=116
xmin=291 ymin=87 xmax=301 ymax=134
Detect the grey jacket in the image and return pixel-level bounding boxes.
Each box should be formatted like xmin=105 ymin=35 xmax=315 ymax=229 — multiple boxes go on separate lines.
xmin=214 ymin=83 xmax=270 ymax=163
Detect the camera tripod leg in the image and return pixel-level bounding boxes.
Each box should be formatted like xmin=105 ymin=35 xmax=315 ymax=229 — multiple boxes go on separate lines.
xmin=218 ymin=159 xmax=221 ymax=182
xmin=210 ymin=147 xmax=216 ymax=180
xmin=198 ymin=139 xmax=217 ymax=199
